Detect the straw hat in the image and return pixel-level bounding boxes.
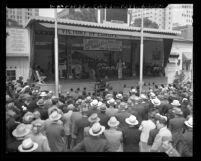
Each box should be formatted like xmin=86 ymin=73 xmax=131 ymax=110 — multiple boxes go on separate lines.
xmin=119 ymin=102 xmax=128 ymax=110
xmin=116 ymin=93 xmax=123 ymax=100
xmin=12 ymin=124 xmax=31 ymax=138
xmin=99 ymin=103 xmax=107 ymax=111
xmin=150 ymin=92 xmax=156 ymax=98
xmin=90 ymin=99 xmax=99 ymax=107
xmin=40 ymin=92 xmax=47 ymax=97
xmin=36 ymin=99 xmax=45 ymax=106
xmin=23 ymin=112 xmax=34 ymax=123
xmin=18 ymin=138 xmax=38 ymax=152
xmin=140 ymin=94 xmax=147 ymax=100
xmin=108 ymin=116 xmax=119 ymax=127
xmin=88 ymin=113 xmax=100 ymax=123
xmin=89 ymin=122 xmax=105 ymax=136
xmin=151 ymin=98 xmax=161 ymax=106
xmin=85 ymin=96 xmax=92 ymax=103
xmin=67 ymin=104 xmax=75 ymax=110
xmin=130 ymin=89 xmax=137 ymax=93
xmin=125 ymin=115 xmax=139 ymax=126
xmin=107 ymin=98 xmax=116 ymax=105
xmin=105 ymin=94 xmax=113 ymax=100
xmin=184 ymin=117 xmax=193 ymax=128
xmin=171 ymin=100 xmax=181 ymax=106
xmin=172 ymin=107 xmax=183 ymax=115
xmin=49 ymin=111 xmax=62 ymax=121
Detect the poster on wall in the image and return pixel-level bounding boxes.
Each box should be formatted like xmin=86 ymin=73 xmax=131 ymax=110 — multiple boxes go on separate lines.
xmin=6 ymin=28 xmax=29 ymax=55
xmin=83 ymin=39 xmax=122 ymax=51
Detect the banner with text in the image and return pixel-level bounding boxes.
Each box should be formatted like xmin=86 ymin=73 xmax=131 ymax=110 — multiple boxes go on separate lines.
xmin=6 ymin=28 xmax=29 ymax=55
xmin=83 ymin=39 xmax=122 ymax=51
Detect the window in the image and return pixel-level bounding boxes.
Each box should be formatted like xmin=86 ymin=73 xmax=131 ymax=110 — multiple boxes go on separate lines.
xmin=6 ymin=70 xmax=16 ymax=81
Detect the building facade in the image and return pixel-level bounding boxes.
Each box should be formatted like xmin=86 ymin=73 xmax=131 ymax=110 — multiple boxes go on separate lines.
xmin=6 ymin=8 xmax=39 ymax=27
xmin=130 ymin=4 xmax=193 ymax=30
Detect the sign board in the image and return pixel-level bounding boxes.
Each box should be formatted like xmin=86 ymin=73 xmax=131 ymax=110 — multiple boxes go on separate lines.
xmin=83 ymin=39 xmax=122 ymax=51
xmin=6 ymin=28 xmax=29 ymax=55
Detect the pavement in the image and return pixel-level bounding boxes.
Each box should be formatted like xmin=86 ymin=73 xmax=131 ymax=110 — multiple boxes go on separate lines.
xmin=38 ymin=76 xmax=167 ymax=95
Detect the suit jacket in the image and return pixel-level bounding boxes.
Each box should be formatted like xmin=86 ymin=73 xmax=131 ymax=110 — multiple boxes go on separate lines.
xmin=122 ymin=126 xmax=141 ymax=152
xmin=179 ymin=130 xmax=192 ymax=157
xmin=168 ymin=117 xmax=186 ymax=133
xmin=70 ymin=111 xmax=82 ymax=139
xmin=46 ymin=122 xmax=66 ymax=152
xmin=72 ymin=136 xmax=111 ymax=152
xmin=147 ymin=128 xmax=159 ymax=146
xmin=34 ymin=107 xmax=49 ymax=120
xmin=73 ymin=116 xmax=90 ymax=144
xmin=97 ymin=112 xmax=110 ymax=128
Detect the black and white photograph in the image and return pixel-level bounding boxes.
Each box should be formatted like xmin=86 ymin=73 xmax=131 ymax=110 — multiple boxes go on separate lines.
xmin=5 ymin=5 xmax=193 ymax=156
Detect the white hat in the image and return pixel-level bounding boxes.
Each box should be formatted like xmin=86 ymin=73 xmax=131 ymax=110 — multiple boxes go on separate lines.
xmin=98 ymin=101 xmax=103 ymax=107
xmin=12 ymin=124 xmax=31 ymax=138
xmin=140 ymin=94 xmax=147 ymax=99
xmin=108 ymin=116 xmax=119 ymax=127
xmin=150 ymin=92 xmax=156 ymax=98
xmin=184 ymin=117 xmax=193 ymax=128
xmin=49 ymin=111 xmax=62 ymax=121
xmin=116 ymin=93 xmax=123 ymax=100
xmin=18 ymin=138 xmax=38 ymax=152
xmin=171 ymin=100 xmax=181 ymax=106
xmin=90 ymin=99 xmax=99 ymax=107
xmin=40 ymin=92 xmax=47 ymax=97
xmin=88 ymin=113 xmax=100 ymax=123
xmin=89 ymin=122 xmax=105 ymax=136
xmin=130 ymin=89 xmax=137 ymax=93
xmin=107 ymin=98 xmax=116 ymax=105
xmin=125 ymin=115 xmax=139 ymax=126
xmin=182 ymin=98 xmax=188 ymax=102
xmin=151 ymin=98 xmax=161 ymax=106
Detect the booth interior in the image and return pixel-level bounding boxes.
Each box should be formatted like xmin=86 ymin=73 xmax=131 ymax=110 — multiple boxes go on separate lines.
xmin=31 ymin=23 xmax=171 ymax=82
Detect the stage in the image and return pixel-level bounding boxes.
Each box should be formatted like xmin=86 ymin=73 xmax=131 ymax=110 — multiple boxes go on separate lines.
xmin=38 ymin=76 xmax=168 ymax=95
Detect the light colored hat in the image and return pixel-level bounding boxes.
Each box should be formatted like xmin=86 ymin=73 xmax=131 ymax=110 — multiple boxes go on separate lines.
xmin=125 ymin=115 xmax=139 ymax=126
xmin=107 ymin=98 xmax=116 ymax=105
xmin=119 ymin=102 xmax=128 ymax=110
xmin=150 ymin=92 xmax=156 ymax=98
xmin=116 ymin=93 xmax=123 ymax=100
xmin=90 ymin=99 xmax=99 ymax=107
xmin=184 ymin=117 xmax=193 ymax=128
xmin=130 ymin=96 xmax=141 ymax=102
xmin=171 ymin=100 xmax=181 ymax=106
xmin=172 ymin=107 xmax=183 ymax=115
xmin=49 ymin=111 xmax=62 ymax=121
xmin=151 ymin=98 xmax=161 ymax=106
xmin=105 ymin=94 xmax=113 ymax=100
xmin=76 ymin=99 xmax=83 ymax=105
xmin=23 ymin=112 xmax=34 ymax=123
xmin=85 ymin=96 xmax=92 ymax=101
xmin=130 ymin=88 xmax=137 ymax=93
xmin=67 ymin=104 xmax=75 ymax=110
xmin=97 ymin=101 xmax=103 ymax=107
xmin=108 ymin=116 xmax=119 ymax=127
xmin=18 ymin=138 xmax=38 ymax=152
xmin=99 ymin=103 xmax=107 ymax=111
xmin=182 ymin=98 xmax=188 ymax=102
xmin=88 ymin=113 xmax=100 ymax=123
xmin=36 ymin=99 xmax=45 ymax=106
xmin=89 ymin=122 xmax=105 ymax=136
xmin=40 ymin=92 xmax=47 ymax=97
xmin=140 ymin=94 xmax=147 ymax=99
xmin=12 ymin=124 xmax=31 ymax=138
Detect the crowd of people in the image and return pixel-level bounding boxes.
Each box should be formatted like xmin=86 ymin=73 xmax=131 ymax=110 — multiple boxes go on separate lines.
xmin=6 ymin=76 xmax=193 ymax=156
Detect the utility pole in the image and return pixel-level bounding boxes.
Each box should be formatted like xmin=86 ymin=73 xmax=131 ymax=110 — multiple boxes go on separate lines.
xmin=139 ymin=8 xmax=144 ymax=95
xmin=54 ymin=8 xmax=59 ymax=97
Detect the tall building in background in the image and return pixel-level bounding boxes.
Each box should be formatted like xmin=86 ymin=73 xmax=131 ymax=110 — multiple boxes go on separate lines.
xmin=6 ymin=8 xmax=39 ymax=27
xmin=130 ymin=4 xmax=193 ymax=30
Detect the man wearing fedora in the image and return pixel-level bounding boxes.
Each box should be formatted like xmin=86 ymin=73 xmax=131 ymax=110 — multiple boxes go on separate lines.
xmin=177 ymin=117 xmax=193 ymax=157
xmin=106 ymin=98 xmax=118 ymax=117
xmin=72 ymin=122 xmax=111 ymax=152
xmin=73 ymin=106 xmax=90 ymax=146
xmin=122 ymin=115 xmax=141 ymax=152
xmin=26 ymin=121 xmax=50 ymax=152
xmin=97 ymin=103 xmax=110 ymax=128
xmin=35 ymin=99 xmax=49 ymax=120
xmin=62 ymin=104 xmax=74 ymax=150
xmin=115 ymin=102 xmax=132 ymax=130
xmin=104 ymin=116 xmax=123 ymax=152
xmin=45 ymin=111 xmax=66 ymax=152
xmin=150 ymin=115 xmax=172 ymax=152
